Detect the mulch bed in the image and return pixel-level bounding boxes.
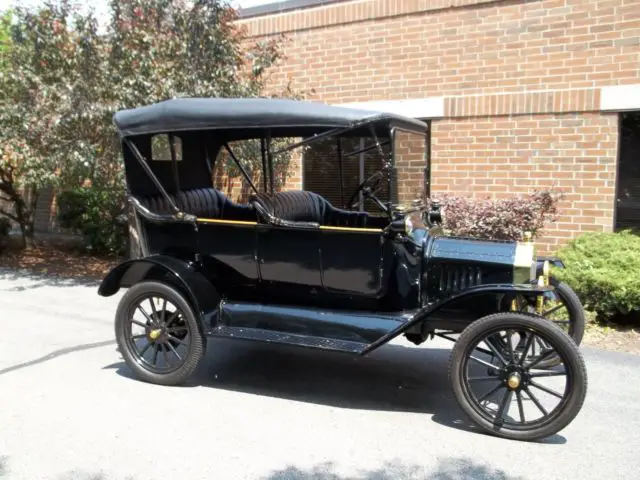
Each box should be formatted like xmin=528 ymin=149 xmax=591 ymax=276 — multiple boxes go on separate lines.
xmin=583 ymin=324 xmax=640 ymax=355
xmin=0 ymin=245 xmax=120 ymax=280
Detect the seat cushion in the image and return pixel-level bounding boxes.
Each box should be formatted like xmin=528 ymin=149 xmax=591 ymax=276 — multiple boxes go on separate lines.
xmin=322 ymin=199 xmax=372 ymax=228
xmin=251 ymin=191 xmax=324 ymax=223
xmin=250 ymin=190 xmax=374 ymax=228
xmin=139 ymin=188 xmax=256 ymax=221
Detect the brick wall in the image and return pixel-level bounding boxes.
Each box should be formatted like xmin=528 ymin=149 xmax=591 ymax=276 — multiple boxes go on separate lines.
xmin=235 ymin=0 xmax=639 ymax=252
xmin=283 ymin=150 xmax=303 ymax=191
xmin=34 ymin=186 xmax=57 ymax=232
xmin=431 ymin=112 xmax=619 ymax=251
xmin=240 ymin=0 xmax=640 ymax=103
xmin=0 ymin=185 xmax=61 ymax=234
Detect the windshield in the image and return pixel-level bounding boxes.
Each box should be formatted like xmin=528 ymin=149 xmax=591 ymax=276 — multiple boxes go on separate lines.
xmin=393 ymin=129 xmax=429 ymax=208
xmin=302 ymin=134 xmax=392 ymax=214
xmin=210 ymin=125 xmax=428 ymax=215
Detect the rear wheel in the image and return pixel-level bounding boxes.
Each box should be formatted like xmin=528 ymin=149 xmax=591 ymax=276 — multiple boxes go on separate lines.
xmin=449 ymin=312 xmax=587 ymax=441
xmin=114 ymin=281 xmax=205 ymax=386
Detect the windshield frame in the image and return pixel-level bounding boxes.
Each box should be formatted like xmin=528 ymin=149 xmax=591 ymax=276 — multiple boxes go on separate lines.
xmin=390 ymin=125 xmax=430 ymax=208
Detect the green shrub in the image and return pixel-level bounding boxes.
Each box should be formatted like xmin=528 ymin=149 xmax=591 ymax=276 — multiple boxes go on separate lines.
xmin=553 ymin=230 xmax=640 ymax=324
xmin=57 ymin=187 xmax=127 ymax=256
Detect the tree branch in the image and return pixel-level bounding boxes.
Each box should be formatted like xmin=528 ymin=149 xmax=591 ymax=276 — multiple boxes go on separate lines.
xmin=0 ymin=208 xmax=19 ymax=222
xmin=0 ymin=177 xmax=17 ymax=196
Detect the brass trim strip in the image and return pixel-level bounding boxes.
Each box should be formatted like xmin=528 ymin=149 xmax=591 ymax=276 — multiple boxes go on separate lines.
xmin=319 ymin=225 xmax=382 ymax=233
xmin=196 ymin=218 xmax=382 ymax=232
xmin=197 ymin=218 xmax=258 ymax=226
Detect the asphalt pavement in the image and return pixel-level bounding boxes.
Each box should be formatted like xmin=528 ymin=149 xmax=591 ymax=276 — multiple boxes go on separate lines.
xmin=1 ymin=268 xmax=639 ymax=480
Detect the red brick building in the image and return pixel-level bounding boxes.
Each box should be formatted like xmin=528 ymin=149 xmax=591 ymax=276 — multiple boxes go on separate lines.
xmin=235 ymin=0 xmax=640 ymax=252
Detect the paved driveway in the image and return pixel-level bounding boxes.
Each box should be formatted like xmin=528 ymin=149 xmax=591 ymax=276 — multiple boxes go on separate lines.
xmin=1 ymin=269 xmax=639 ymax=480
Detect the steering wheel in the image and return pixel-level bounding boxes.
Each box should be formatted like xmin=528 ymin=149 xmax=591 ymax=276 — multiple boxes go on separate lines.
xmin=346 ymin=170 xmax=387 ymax=212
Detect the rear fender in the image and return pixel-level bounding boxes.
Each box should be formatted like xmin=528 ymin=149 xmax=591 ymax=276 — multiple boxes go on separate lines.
xmin=98 ymin=255 xmax=220 ymax=334
xmin=361 ymin=283 xmax=554 ymax=355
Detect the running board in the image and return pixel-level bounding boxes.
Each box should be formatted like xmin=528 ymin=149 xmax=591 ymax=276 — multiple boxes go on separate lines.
xmin=212 ymin=301 xmax=412 ymax=343
xmin=211 ymin=325 xmax=368 ymax=354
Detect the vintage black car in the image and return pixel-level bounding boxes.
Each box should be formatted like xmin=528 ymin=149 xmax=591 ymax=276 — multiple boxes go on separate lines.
xmin=99 ymin=98 xmax=587 ymax=441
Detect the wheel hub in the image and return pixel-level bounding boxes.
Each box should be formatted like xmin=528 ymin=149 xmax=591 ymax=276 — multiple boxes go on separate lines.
xmin=149 ymin=328 xmax=163 ymax=341
xmin=500 ymin=365 xmax=528 ymax=391
xmin=507 ymin=372 xmax=521 ymax=390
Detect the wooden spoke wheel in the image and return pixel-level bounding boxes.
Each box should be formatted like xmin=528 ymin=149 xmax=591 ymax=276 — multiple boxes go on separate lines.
xmin=450 ymin=312 xmax=588 ymax=441
xmin=115 ymin=281 xmax=205 ymax=386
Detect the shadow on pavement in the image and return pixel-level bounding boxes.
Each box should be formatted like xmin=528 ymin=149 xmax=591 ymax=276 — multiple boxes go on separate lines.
xmin=104 ymin=338 xmax=566 ymax=444
xmin=108 ymin=339 xmax=455 ymax=414
xmin=12 ymin=458 xmax=521 ymax=480
xmin=260 ymin=457 xmax=523 ymax=479
xmin=196 ymin=339 xmax=453 ymax=414
xmin=0 ymin=340 xmax=117 ymax=377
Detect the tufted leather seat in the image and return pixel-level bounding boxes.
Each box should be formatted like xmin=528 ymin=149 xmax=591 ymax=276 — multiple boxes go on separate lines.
xmin=250 ymin=190 xmax=382 ymax=228
xmin=138 ymin=188 xmax=257 ymax=221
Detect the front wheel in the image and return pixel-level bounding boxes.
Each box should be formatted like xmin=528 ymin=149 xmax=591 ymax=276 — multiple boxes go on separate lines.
xmin=449 ymin=312 xmax=587 ymax=441
xmin=503 ymin=279 xmax=585 ymax=369
xmin=115 ymin=280 xmax=205 ymax=386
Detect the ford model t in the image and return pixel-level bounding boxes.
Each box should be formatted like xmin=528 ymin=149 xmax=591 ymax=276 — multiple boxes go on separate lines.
xmin=99 ymin=98 xmax=587 ymax=441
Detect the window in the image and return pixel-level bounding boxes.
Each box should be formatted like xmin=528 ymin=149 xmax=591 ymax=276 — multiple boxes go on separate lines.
xmin=393 ymin=128 xmax=430 ymax=206
xmin=212 ymin=140 xmax=263 ymax=203
xmin=302 ymin=136 xmax=391 ymax=212
xmin=212 ymin=138 xmax=302 ymax=202
xmin=616 ymin=112 xmax=640 ymax=230
xmin=151 ymin=134 xmax=182 ymax=161
xmin=302 ymin=124 xmax=430 ymax=211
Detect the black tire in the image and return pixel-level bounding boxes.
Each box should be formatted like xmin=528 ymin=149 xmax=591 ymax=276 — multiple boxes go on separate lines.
xmin=502 ymin=277 xmax=585 ymax=369
xmin=549 ymin=278 xmax=585 ymax=345
xmin=115 ymin=281 xmax=205 ymax=386
xmin=450 ymin=312 xmax=588 ymax=441
xmin=503 ymin=278 xmax=585 ymax=347
xmin=531 ymin=279 xmax=586 ymax=369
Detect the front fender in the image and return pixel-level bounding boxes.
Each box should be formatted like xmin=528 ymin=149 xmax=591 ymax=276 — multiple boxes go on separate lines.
xmin=536 ymin=255 xmax=565 ymax=276
xmin=98 ymin=255 xmax=220 ymax=334
xmin=361 ymin=283 xmax=554 ymax=355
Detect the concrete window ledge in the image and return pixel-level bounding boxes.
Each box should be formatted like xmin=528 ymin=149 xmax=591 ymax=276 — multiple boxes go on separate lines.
xmin=601 ymin=84 xmax=640 ymax=112
xmin=336 ymin=97 xmax=445 ymax=120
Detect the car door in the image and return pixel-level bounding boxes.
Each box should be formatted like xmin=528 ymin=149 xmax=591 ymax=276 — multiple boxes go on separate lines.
xmin=197 ymin=220 xmax=260 ymax=284
xmin=256 ymin=223 xmax=323 ymax=290
xmin=319 ymin=227 xmax=387 ymax=297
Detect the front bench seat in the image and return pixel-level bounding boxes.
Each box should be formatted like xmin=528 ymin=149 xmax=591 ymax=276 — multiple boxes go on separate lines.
xmin=138 ymin=188 xmax=257 ymax=221
xmin=250 ymin=190 xmax=374 ymax=228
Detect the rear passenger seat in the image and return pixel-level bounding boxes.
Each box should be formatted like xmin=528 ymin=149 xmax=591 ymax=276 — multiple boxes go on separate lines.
xmin=137 ymin=188 xmax=257 ymax=221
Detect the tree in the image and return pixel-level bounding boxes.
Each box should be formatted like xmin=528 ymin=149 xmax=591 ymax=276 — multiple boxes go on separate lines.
xmin=0 ymin=1 xmax=109 ymax=247
xmin=0 ymin=10 xmax=11 ymax=66
xmin=0 ymin=0 xmax=295 ymax=249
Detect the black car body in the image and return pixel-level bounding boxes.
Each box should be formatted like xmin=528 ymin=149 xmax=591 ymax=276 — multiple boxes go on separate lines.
xmin=99 ymin=98 xmax=587 ymax=441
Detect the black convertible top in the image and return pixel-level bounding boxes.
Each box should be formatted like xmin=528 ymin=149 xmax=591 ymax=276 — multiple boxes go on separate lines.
xmin=113 ymin=97 xmax=427 ymax=137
